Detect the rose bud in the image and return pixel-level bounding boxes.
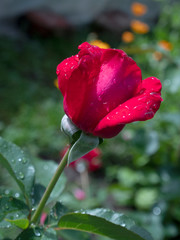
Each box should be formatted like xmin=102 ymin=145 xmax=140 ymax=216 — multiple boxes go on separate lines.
xmin=57 ymin=42 xmax=162 ymax=138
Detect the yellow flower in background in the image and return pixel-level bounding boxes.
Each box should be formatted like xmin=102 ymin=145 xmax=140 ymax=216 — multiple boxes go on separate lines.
xmin=158 ymin=40 xmax=173 ymax=51
xmin=54 ymin=78 xmax=58 ymax=88
xmin=121 ymin=31 xmax=134 ymax=43
xmin=131 ymin=2 xmax=148 ymax=16
xmin=90 ymin=40 xmax=110 ymax=49
xmin=130 ymin=20 xmax=149 ymax=34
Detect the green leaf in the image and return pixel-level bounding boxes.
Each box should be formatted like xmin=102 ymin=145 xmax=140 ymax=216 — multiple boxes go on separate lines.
xmin=59 ymin=229 xmax=90 ymax=240
xmin=15 ymin=227 xmax=57 ymax=240
xmin=0 ymin=137 xmax=35 ymax=204
xmin=58 ymin=208 xmax=153 ymax=240
xmin=0 ymin=197 xmax=29 ymax=229
xmin=6 ymin=218 xmax=29 ymax=229
xmin=32 ymin=158 xmax=66 ymax=203
xmin=68 ymin=132 xmax=99 ymax=164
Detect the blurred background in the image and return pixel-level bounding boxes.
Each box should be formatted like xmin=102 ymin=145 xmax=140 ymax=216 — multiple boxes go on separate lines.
xmin=0 ymin=0 xmax=180 ymax=239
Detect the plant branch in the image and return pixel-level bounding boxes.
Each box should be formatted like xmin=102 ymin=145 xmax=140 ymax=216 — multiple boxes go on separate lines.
xmin=30 ymin=149 xmax=69 ymax=224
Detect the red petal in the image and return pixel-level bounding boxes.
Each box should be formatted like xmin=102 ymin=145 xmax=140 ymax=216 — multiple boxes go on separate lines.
xmin=56 ymin=55 xmax=79 ymax=96
xmin=94 ymin=77 xmax=162 ymax=136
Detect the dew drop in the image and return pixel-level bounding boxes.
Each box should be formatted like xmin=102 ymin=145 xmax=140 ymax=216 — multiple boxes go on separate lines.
xmin=150 ymin=92 xmax=157 ymax=96
xmin=116 ymin=112 xmax=119 ymax=115
xmin=22 ymin=158 xmax=27 ymax=164
xmin=11 ymin=159 xmax=15 ymax=164
xmin=34 ymin=229 xmax=41 ymax=237
xmin=112 ymin=78 xmax=116 ymax=84
xmin=152 ymin=103 xmax=158 ymax=110
xmin=107 ymin=117 xmax=110 ymax=120
xmin=5 ymin=189 xmax=10 ymax=195
xmin=14 ymin=193 xmax=20 ymax=198
xmin=153 ymin=207 xmax=161 ymax=216
xmin=98 ymin=95 xmax=102 ymax=101
xmin=144 ymin=111 xmax=154 ymax=119
xmin=121 ymin=223 xmax=126 ymax=227
xmin=122 ymin=116 xmax=125 ymax=118
xmin=133 ymin=105 xmax=144 ymax=111
xmin=15 ymin=213 xmax=19 ymax=218
xmin=106 ymin=106 xmax=110 ymax=112
xmin=18 ymin=172 xmax=24 ymax=180
xmin=18 ymin=158 xmax=22 ymax=162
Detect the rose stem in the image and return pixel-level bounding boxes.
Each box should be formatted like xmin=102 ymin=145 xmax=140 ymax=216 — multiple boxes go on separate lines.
xmin=31 ymin=148 xmax=70 ymax=224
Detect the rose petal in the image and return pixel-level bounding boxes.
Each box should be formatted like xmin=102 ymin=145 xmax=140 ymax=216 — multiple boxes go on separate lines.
xmin=94 ymin=77 xmax=162 ymax=137
xmin=56 ymin=55 xmax=79 ymax=96
xmin=62 ymin=43 xmax=142 ymax=133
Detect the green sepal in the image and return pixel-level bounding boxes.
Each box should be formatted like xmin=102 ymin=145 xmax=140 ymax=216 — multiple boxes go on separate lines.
xmin=68 ymin=132 xmax=99 ymax=165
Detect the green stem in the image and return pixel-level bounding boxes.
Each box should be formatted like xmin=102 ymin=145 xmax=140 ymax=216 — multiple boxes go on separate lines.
xmin=31 ymin=149 xmax=69 ymax=224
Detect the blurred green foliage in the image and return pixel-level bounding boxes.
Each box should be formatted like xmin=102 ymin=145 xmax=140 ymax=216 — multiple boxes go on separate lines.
xmin=1 ymin=1 xmax=180 ymax=240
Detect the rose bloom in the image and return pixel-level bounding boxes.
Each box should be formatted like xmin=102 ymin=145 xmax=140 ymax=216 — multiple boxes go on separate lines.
xmin=73 ymin=188 xmax=86 ymax=200
xmin=57 ymin=42 xmax=162 ymax=138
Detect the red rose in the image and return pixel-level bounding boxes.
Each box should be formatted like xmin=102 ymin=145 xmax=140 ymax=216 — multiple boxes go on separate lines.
xmin=57 ymin=42 xmax=162 ymax=138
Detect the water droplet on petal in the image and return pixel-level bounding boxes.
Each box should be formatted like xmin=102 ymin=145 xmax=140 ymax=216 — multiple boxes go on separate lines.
xmin=152 ymin=103 xmax=158 ymax=110
xmin=106 ymin=106 xmax=110 ymax=112
xmin=116 ymin=112 xmax=119 ymax=115
xmin=98 ymin=95 xmax=102 ymax=101
xmin=133 ymin=105 xmax=144 ymax=111
xmin=144 ymin=111 xmax=154 ymax=119
xmin=113 ymin=78 xmax=116 ymax=84
xmin=123 ymin=116 xmax=125 ymax=118
xmin=107 ymin=117 xmax=110 ymax=120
